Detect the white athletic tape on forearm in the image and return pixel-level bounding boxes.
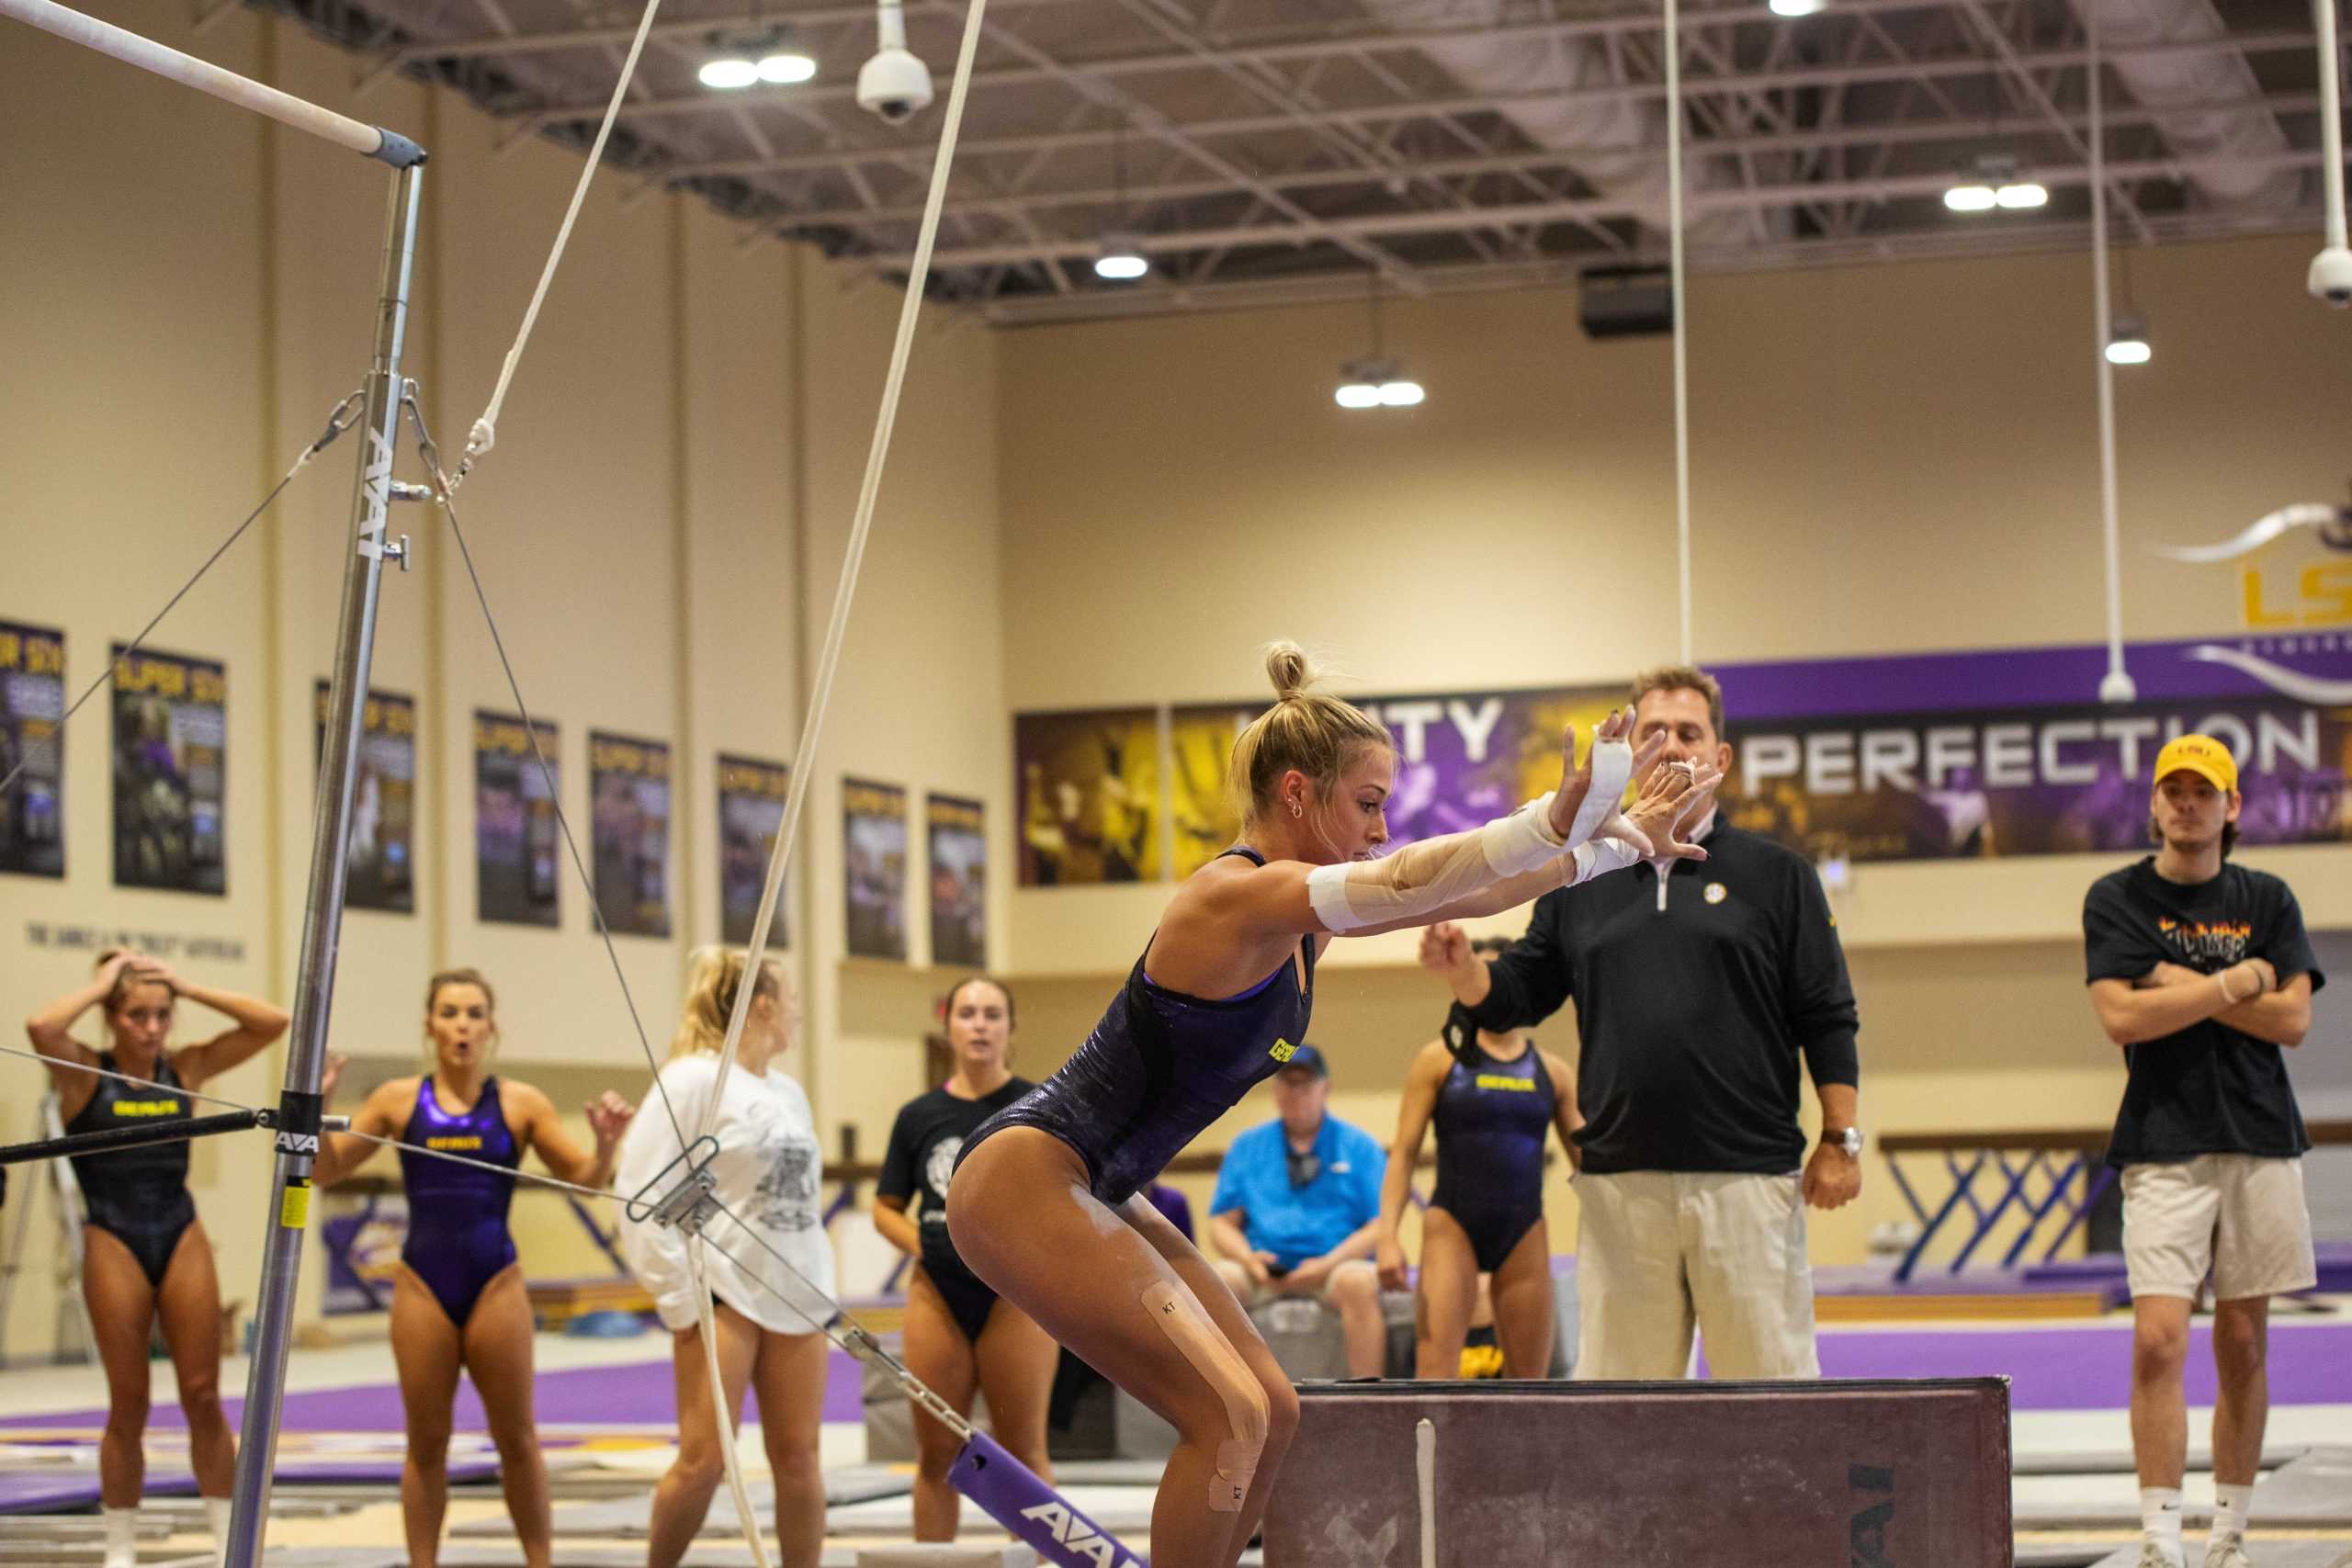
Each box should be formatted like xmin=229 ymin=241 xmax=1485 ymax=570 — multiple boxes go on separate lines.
xmin=1306 ymin=796 xmax=1566 ymax=933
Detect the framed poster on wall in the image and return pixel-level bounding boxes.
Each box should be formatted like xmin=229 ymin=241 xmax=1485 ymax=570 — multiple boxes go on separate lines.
xmin=718 ymin=753 xmax=791 ymax=948
xmin=313 ymin=682 xmax=416 ymax=913
xmin=111 ymin=644 xmax=226 ymax=895
xmin=474 ymin=710 xmax=560 ymax=928
xmin=925 ymin=793 xmax=987 ymax=969
xmin=0 ymin=621 xmax=65 ymax=878
xmin=590 ymin=731 xmax=672 ymax=938
xmin=842 ymin=777 xmax=908 ymax=962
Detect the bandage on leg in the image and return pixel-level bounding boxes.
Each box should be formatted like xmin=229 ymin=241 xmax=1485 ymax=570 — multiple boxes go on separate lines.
xmin=1141 ymin=1280 xmax=1268 ymax=1512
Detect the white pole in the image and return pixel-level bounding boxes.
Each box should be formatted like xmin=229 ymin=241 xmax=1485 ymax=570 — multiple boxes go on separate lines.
xmin=2312 ymin=0 xmax=2351 ymax=305
xmin=1665 ymin=0 xmax=1695 ymax=666
xmin=0 ymin=0 xmax=421 ymax=164
xmin=2088 ymin=4 xmax=2134 ymax=704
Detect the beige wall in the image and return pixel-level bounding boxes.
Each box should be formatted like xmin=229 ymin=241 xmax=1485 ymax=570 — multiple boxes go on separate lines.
xmin=0 ymin=3 xmax=1001 ymax=1359
xmin=995 ymin=235 xmax=2352 ymax=1267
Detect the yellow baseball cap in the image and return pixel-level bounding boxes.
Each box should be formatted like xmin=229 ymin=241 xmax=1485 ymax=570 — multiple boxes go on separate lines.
xmin=2154 ymin=733 xmax=2238 ymax=792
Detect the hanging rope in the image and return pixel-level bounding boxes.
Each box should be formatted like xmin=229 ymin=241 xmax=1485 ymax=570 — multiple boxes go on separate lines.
xmin=695 ymin=0 xmax=993 ymax=1142
xmin=445 ymin=0 xmax=667 ymax=492
xmin=1664 ymin=0 xmax=1694 ymax=666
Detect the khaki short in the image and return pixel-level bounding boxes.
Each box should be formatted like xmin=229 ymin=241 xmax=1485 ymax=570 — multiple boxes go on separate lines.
xmin=1216 ymin=1256 xmax=1379 ymax=1310
xmin=2121 ymin=1155 xmax=2316 ymax=1303
xmin=1574 ymin=1169 xmax=1819 ymax=1382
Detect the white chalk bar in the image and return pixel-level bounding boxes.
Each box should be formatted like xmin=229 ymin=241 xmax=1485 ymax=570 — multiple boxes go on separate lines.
xmin=854 ymin=1548 xmax=1040 ymax=1568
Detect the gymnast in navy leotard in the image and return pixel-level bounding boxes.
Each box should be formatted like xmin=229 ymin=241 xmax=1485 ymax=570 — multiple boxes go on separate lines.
xmin=946 ymin=643 xmax=1713 ymax=1568
xmin=26 ymin=949 xmax=289 ymax=1566
xmin=1375 ymin=940 xmax=1581 ymax=1380
xmin=314 ymin=968 xmax=633 ymax=1568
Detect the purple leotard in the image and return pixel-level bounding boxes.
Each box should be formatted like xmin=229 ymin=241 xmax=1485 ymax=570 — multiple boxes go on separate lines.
xmin=399 ymin=1076 xmax=520 ymax=1325
xmin=959 ymin=847 xmax=1316 ymax=1207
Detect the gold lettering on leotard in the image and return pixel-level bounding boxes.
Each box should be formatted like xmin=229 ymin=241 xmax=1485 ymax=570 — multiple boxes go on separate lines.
xmin=110 ymin=1100 xmax=184 ymax=1117
xmin=1472 ymin=1076 xmax=1535 ymax=1092
xmin=425 ymin=1135 xmax=485 ymax=1151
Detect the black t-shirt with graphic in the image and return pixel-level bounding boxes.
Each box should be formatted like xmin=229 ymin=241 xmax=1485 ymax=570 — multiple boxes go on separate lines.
xmin=877 ymin=1077 xmax=1034 ymax=1280
xmin=2082 ymin=858 xmax=2324 ymax=1168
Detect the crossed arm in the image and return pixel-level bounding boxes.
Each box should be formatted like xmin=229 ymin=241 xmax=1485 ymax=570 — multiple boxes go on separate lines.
xmin=2089 ymin=959 xmax=2312 ymax=1048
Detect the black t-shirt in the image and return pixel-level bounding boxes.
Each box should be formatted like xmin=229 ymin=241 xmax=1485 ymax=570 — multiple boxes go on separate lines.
xmin=2082 ymin=858 xmax=2324 ymax=1167
xmin=877 ymin=1077 xmax=1034 ymax=1275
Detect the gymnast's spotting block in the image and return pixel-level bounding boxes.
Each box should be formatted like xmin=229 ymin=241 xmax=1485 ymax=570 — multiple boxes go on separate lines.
xmin=1261 ymin=1378 xmax=2012 ymax=1566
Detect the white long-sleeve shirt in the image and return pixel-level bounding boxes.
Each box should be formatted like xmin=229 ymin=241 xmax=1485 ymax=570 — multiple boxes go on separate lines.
xmin=616 ymin=1055 xmax=837 ymax=1335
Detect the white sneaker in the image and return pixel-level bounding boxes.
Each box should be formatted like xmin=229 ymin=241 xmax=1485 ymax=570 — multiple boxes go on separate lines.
xmin=2202 ymin=1533 xmax=2253 ymax=1568
xmin=2136 ymin=1542 xmax=2183 ymax=1568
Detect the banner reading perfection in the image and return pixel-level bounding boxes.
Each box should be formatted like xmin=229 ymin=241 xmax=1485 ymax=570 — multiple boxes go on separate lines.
xmin=1019 ymin=633 xmax=2352 ymax=880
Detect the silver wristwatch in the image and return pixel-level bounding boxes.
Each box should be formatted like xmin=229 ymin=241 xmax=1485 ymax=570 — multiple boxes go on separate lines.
xmin=1823 ymin=1127 xmax=1862 ymax=1158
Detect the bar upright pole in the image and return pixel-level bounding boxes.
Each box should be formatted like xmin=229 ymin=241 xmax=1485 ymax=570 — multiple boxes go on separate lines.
xmin=222 ymin=154 xmax=423 ymax=1568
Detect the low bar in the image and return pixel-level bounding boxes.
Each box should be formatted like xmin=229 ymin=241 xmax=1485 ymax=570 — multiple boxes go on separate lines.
xmin=0 ymin=0 xmax=424 ymax=166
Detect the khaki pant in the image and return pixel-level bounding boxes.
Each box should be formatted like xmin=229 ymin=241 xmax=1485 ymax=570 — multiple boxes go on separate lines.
xmin=1574 ymin=1169 xmax=1819 ymax=1381
xmin=2122 ymin=1155 xmax=2316 ymax=1303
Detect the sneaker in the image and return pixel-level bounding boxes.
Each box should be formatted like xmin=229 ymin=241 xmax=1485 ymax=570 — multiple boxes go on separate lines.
xmin=2202 ymin=1534 xmax=2252 ymax=1568
xmin=2136 ymin=1542 xmax=2183 ymax=1568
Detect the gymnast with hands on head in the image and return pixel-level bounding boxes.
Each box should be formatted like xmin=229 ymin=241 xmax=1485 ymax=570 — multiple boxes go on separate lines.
xmin=312 ymin=967 xmax=635 ymax=1568
xmin=24 ymin=948 xmax=290 ymax=1568
xmin=948 ymin=642 xmax=1719 ymax=1568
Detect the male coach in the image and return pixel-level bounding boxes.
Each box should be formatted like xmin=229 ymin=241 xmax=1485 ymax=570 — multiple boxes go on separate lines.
xmin=1423 ymin=664 xmax=1861 ymax=1380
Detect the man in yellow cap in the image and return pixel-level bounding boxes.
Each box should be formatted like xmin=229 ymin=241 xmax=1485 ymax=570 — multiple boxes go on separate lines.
xmin=2082 ymin=734 xmax=2324 ymax=1568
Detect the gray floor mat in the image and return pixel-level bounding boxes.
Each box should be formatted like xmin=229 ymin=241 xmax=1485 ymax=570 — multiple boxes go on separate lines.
xmin=2085 ymin=1544 xmax=2352 ymax=1568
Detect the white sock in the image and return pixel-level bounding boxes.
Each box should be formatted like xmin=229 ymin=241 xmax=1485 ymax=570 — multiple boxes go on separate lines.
xmin=102 ymin=1506 xmax=138 ymax=1568
xmin=2141 ymin=1487 xmax=2185 ymax=1565
xmin=2212 ymin=1482 xmax=2254 ymax=1541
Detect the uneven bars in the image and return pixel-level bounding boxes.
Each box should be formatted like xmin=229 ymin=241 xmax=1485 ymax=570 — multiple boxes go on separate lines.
xmin=0 ymin=0 xmax=424 ymax=167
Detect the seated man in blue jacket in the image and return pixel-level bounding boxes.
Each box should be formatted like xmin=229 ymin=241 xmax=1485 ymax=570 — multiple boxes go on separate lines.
xmin=1208 ymin=1045 xmax=1389 ymax=1379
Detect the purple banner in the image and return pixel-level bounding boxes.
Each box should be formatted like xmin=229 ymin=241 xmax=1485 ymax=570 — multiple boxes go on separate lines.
xmin=1018 ymin=633 xmax=2352 ymax=876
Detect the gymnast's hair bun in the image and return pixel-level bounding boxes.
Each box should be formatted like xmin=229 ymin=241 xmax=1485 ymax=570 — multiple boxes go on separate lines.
xmin=1264 ymin=639 xmax=1314 ymax=702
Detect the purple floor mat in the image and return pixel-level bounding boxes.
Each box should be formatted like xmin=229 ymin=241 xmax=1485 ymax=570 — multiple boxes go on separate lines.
xmin=0 ymin=1348 xmax=865 ymax=1435
xmin=1697 ymin=1320 xmax=2352 ymax=1409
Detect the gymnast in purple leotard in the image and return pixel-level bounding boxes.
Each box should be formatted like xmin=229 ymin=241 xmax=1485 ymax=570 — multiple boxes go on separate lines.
xmin=314 ymin=968 xmax=635 ymax=1568
xmin=946 ymin=642 xmax=1717 ymax=1568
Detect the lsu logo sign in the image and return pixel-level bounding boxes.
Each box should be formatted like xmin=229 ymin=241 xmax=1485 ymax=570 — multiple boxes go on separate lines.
xmin=2242 ymin=561 xmax=2352 ymax=630
xmin=1019 ymin=1501 xmax=1145 ymax=1568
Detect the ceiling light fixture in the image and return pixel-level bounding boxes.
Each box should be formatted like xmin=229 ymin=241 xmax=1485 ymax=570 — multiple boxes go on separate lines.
xmin=698 ymin=9 xmax=814 ymax=93
xmin=1093 ymin=234 xmax=1148 ymax=281
xmin=2105 ymin=315 xmax=2151 ymax=365
xmin=1947 ymin=154 xmax=2043 ymax=214
xmin=1333 ymin=275 xmax=1423 ymax=411
xmin=1768 ymin=0 xmax=1826 ymax=16
xmin=1092 ymin=128 xmax=1150 ymax=283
